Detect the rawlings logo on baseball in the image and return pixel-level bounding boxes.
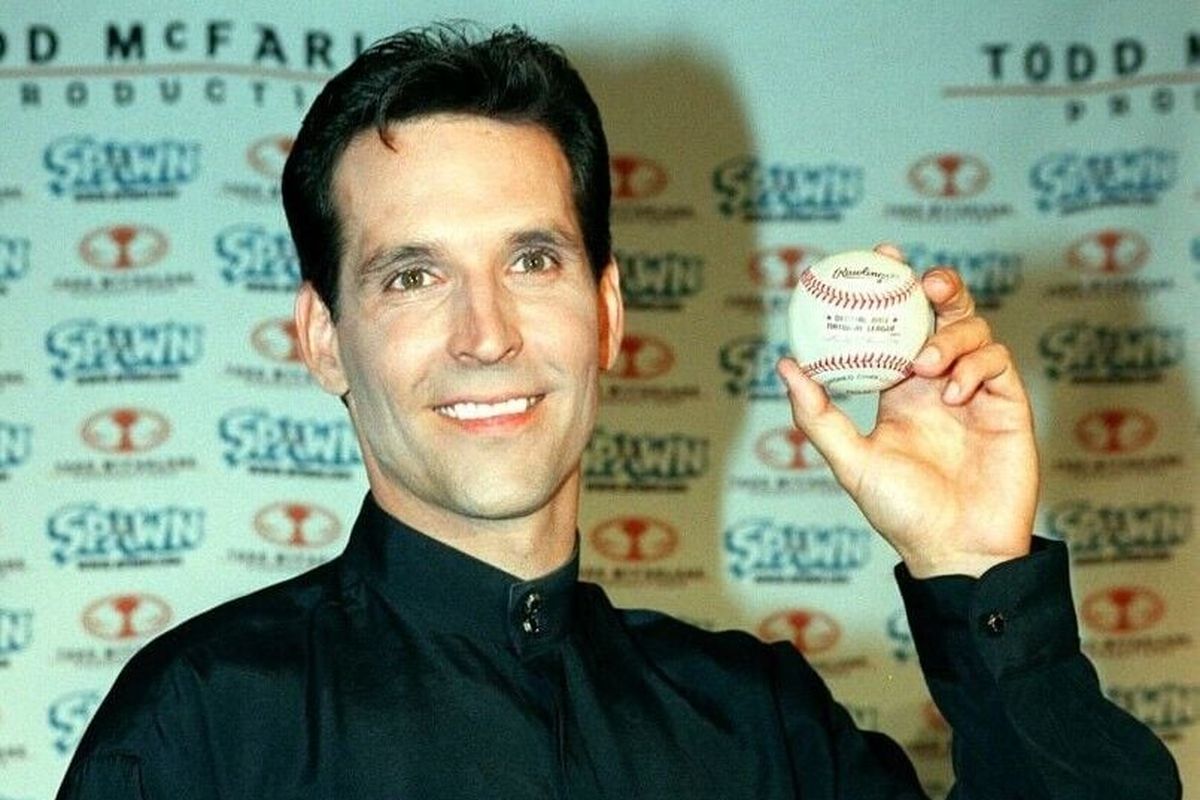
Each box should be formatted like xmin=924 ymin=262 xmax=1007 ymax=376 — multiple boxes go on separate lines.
xmin=789 ymin=250 xmax=933 ymax=394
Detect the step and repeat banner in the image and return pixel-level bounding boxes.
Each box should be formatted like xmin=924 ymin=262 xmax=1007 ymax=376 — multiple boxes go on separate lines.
xmin=0 ymin=3 xmax=1196 ymax=797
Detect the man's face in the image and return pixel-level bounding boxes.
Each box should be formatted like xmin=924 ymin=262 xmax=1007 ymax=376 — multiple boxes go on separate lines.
xmin=296 ymin=114 xmax=622 ymax=537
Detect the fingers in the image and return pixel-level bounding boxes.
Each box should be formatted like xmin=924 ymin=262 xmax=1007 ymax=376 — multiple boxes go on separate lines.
xmin=776 ymin=358 xmax=869 ymax=487
xmin=942 ymin=342 xmax=1026 ymax=405
xmin=922 ymin=267 xmax=975 ymax=326
xmin=912 ymin=316 xmax=992 ymax=378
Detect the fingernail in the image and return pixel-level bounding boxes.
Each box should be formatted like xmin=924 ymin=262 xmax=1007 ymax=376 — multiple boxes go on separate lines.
xmin=915 ymin=346 xmax=940 ymax=367
xmin=943 ymin=381 xmax=961 ymax=403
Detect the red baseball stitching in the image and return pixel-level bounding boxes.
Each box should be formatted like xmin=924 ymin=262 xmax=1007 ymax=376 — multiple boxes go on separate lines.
xmin=802 ymin=353 xmax=914 ymax=378
xmin=799 ymin=269 xmax=918 ymax=310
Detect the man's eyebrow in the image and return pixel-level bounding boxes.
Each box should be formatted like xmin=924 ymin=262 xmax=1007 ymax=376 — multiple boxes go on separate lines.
xmin=353 ymin=242 xmax=441 ymax=286
xmin=507 ymin=226 xmax=583 ymax=254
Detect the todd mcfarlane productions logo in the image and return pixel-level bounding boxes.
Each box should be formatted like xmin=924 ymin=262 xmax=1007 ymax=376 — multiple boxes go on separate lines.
xmin=56 ymin=224 xmax=194 ymax=295
xmin=47 ymin=502 xmax=205 ymax=568
xmin=1053 ymin=408 xmax=1181 ymax=478
xmin=225 ymin=318 xmax=313 ymax=388
xmin=219 ymin=409 xmax=362 ymax=478
xmin=729 ymin=427 xmax=838 ymax=496
xmin=46 ymin=319 xmax=204 ymax=383
xmin=56 ymin=594 xmax=169 ymax=668
xmin=713 ymin=157 xmax=863 ymax=222
xmin=1080 ymin=586 xmax=1190 ymax=660
xmin=583 ymin=427 xmax=708 ymax=492
xmin=725 ymin=519 xmax=871 ymax=583
xmin=758 ymin=608 xmax=867 ymax=676
xmin=223 ymin=135 xmax=292 ymax=203
xmin=1046 ymin=229 xmax=1171 ymax=298
xmin=1044 ymin=500 xmax=1192 ymax=564
xmin=44 ymin=136 xmax=200 ymax=200
xmin=227 ymin=501 xmax=343 ymax=572
xmin=1038 ymin=321 xmax=1184 ymax=383
xmin=56 ymin=406 xmax=196 ymax=480
xmin=216 ymin=223 xmax=300 ymax=292
xmin=904 ymin=243 xmax=1021 ymax=309
xmin=1030 ymin=148 xmax=1176 ymax=214
xmin=955 ymin=35 xmax=1200 ymax=124
xmin=886 ymin=153 xmax=1012 ymax=224
xmin=612 ymin=248 xmax=703 ymax=310
xmin=0 ymin=236 xmax=30 ymax=294
xmin=602 ymin=333 xmax=699 ymax=405
xmin=609 ymin=155 xmax=694 ymax=224
xmin=720 ymin=336 xmax=789 ymax=399
xmin=726 ymin=246 xmax=825 ymax=315
xmin=581 ymin=516 xmax=705 ymax=588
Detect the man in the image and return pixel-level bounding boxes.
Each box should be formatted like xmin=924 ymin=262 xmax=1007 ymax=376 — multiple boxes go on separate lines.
xmin=57 ymin=25 xmax=1179 ymax=799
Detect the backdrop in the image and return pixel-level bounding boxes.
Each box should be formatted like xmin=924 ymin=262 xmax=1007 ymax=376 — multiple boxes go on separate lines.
xmin=1 ymin=2 xmax=1196 ymax=797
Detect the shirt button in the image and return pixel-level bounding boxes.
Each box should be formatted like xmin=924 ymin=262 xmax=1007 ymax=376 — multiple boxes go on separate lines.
xmin=980 ymin=611 xmax=1006 ymax=637
xmin=521 ymin=592 xmax=543 ymax=635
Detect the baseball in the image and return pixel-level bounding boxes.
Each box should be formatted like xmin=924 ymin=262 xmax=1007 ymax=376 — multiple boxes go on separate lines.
xmin=787 ymin=250 xmax=934 ymax=394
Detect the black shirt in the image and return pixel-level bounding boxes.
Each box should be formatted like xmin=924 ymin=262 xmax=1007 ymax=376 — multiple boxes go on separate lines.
xmin=57 ymin=494 xmax=1180 ymax=799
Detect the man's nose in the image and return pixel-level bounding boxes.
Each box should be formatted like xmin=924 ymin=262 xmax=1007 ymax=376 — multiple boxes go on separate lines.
xmin=448 ymin=276 xmax=523 ymax=364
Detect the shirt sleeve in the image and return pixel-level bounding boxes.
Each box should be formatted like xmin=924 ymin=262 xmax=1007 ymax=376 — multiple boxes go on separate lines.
xmin=895 ymin=537 xmax=1182 ymax=799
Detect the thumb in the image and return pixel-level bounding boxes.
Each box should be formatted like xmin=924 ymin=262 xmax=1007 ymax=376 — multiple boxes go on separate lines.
xmin=776 ymin=358 xmax=869 ymax=489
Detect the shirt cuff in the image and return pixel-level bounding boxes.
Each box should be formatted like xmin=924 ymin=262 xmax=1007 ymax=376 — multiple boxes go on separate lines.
xmin=893 ymin=538 xmax=1081 ymax=682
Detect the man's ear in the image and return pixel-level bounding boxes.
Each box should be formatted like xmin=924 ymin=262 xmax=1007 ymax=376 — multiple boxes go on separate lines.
xmin=294 ymin=281 xmax=350 ymax=397
xmin=597 ymin=257 xmax=625 ymax=372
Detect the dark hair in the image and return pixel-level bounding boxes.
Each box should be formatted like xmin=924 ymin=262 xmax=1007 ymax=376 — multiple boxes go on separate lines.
xmin=281 ymin=23 xmax=612 ymax=318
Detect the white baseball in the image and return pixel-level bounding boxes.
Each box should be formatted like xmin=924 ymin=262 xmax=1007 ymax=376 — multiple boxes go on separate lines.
xmin=788 ymin=250 xmax=934 ymax=395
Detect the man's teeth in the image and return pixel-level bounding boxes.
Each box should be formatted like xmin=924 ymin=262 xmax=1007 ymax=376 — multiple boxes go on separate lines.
xmin=437 ymin=396 xmax=540 ymax=420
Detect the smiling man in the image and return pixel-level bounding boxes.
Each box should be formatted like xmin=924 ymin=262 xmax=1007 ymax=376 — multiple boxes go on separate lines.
xmin=57 ymin=24 xmax=1179 ymax=800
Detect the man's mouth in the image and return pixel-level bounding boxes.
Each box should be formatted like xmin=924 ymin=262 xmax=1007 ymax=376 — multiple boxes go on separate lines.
xmin=433 ymin=395 xmax=544 ymax=421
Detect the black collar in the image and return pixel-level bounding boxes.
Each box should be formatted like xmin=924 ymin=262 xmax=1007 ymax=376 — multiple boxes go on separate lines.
xmin=340 ymin=493 xmax=578 ymax=658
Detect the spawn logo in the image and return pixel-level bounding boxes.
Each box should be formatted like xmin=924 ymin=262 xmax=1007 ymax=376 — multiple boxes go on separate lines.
xmin=227 ymin=501 xmax=343 ymax=573
xmin=758 ymin=608 xmax=868 ymax=677
xmin=713 ymin=157 xmax=863 ymax=222
xmin=44 ymin=135 xmax=200 ymax=201
xmin=0 ymin=421 xmax=32 ymax=480
xmin=609 ymin=154 xmax=695 ymax=225
xmin=1030 ymin=148 xmax=1176 ymax=214
xmin=580 ymin=516 xmax=706 ymax=588
xmin=904 ymin=243 xmax=1021 ymax=309
xmin=216 ymin=223 xmax=300 ymax=292
xmin=1044 ymin=500 xmax=1192 ymax=564
xmin=720 ymin=336 xmax=789 ymax=399
xmin=725 ymin=519 xmax=870 ymax=583
xmin=1080 ymin=586 xmax=1190 ymax=659
xmin=46 ymin=319 xmax=204 ymax=383
xmin=725 ymin=245 xmax=825 ymax=316
xmin=601 ymin=333 xmax=699 ymax=405
xmin=47 ymin=502 xmax=205 ymax=569
xmin=223 ymin=134 xmax=292 ymax=204
xmin=56 ymin=593 xmax=172 ymax=668
xmin=1038 ymin=321 xmax=1185 ymax=383
xmin=728 ymin=427 xmax=839 ymax=496
xmin=885 ymin=609 xmax=915 ymax=662
xmin=583 ymin=427 xmax=708 ymax=492
xmin=55 ymin=406 xmax=197 ymax=480
xmin=612 ymin=248 xmax=704 ymax=311
xmin=225 ymin=317 xmax=313 ymax=388
xmin=0 ymin=236 xmax=30 ymax=295
xmin=55 ymin=224 xmax=194 ymax=295
xmin=1053 ymin=407 xmax=1181 ymax=479
xmin=885 ymin=153 xmax=1013 ymax=224
xmin=1106 ymin=682 xmax=1199 ymax=742
xmin=219 ymin=409 xmax=362 ymax=479
xmin=0 ymin=608 xmax=33 ymax=667
xmin=48 ymin=689 xmax=103 ymax=756
xmin=1044 ymin=228 xmax=1172 ymax=299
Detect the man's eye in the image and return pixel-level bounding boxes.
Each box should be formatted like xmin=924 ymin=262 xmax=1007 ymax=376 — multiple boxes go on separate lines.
xmin=516 ymin=250 xmax=555 ymax=273
xmin=391 ymin=268 xmax=432 ymax=291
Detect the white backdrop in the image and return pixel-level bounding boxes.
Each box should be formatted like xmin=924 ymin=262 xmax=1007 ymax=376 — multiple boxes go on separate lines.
xmin=0 ymin=3 xmax=1196 ymax=797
